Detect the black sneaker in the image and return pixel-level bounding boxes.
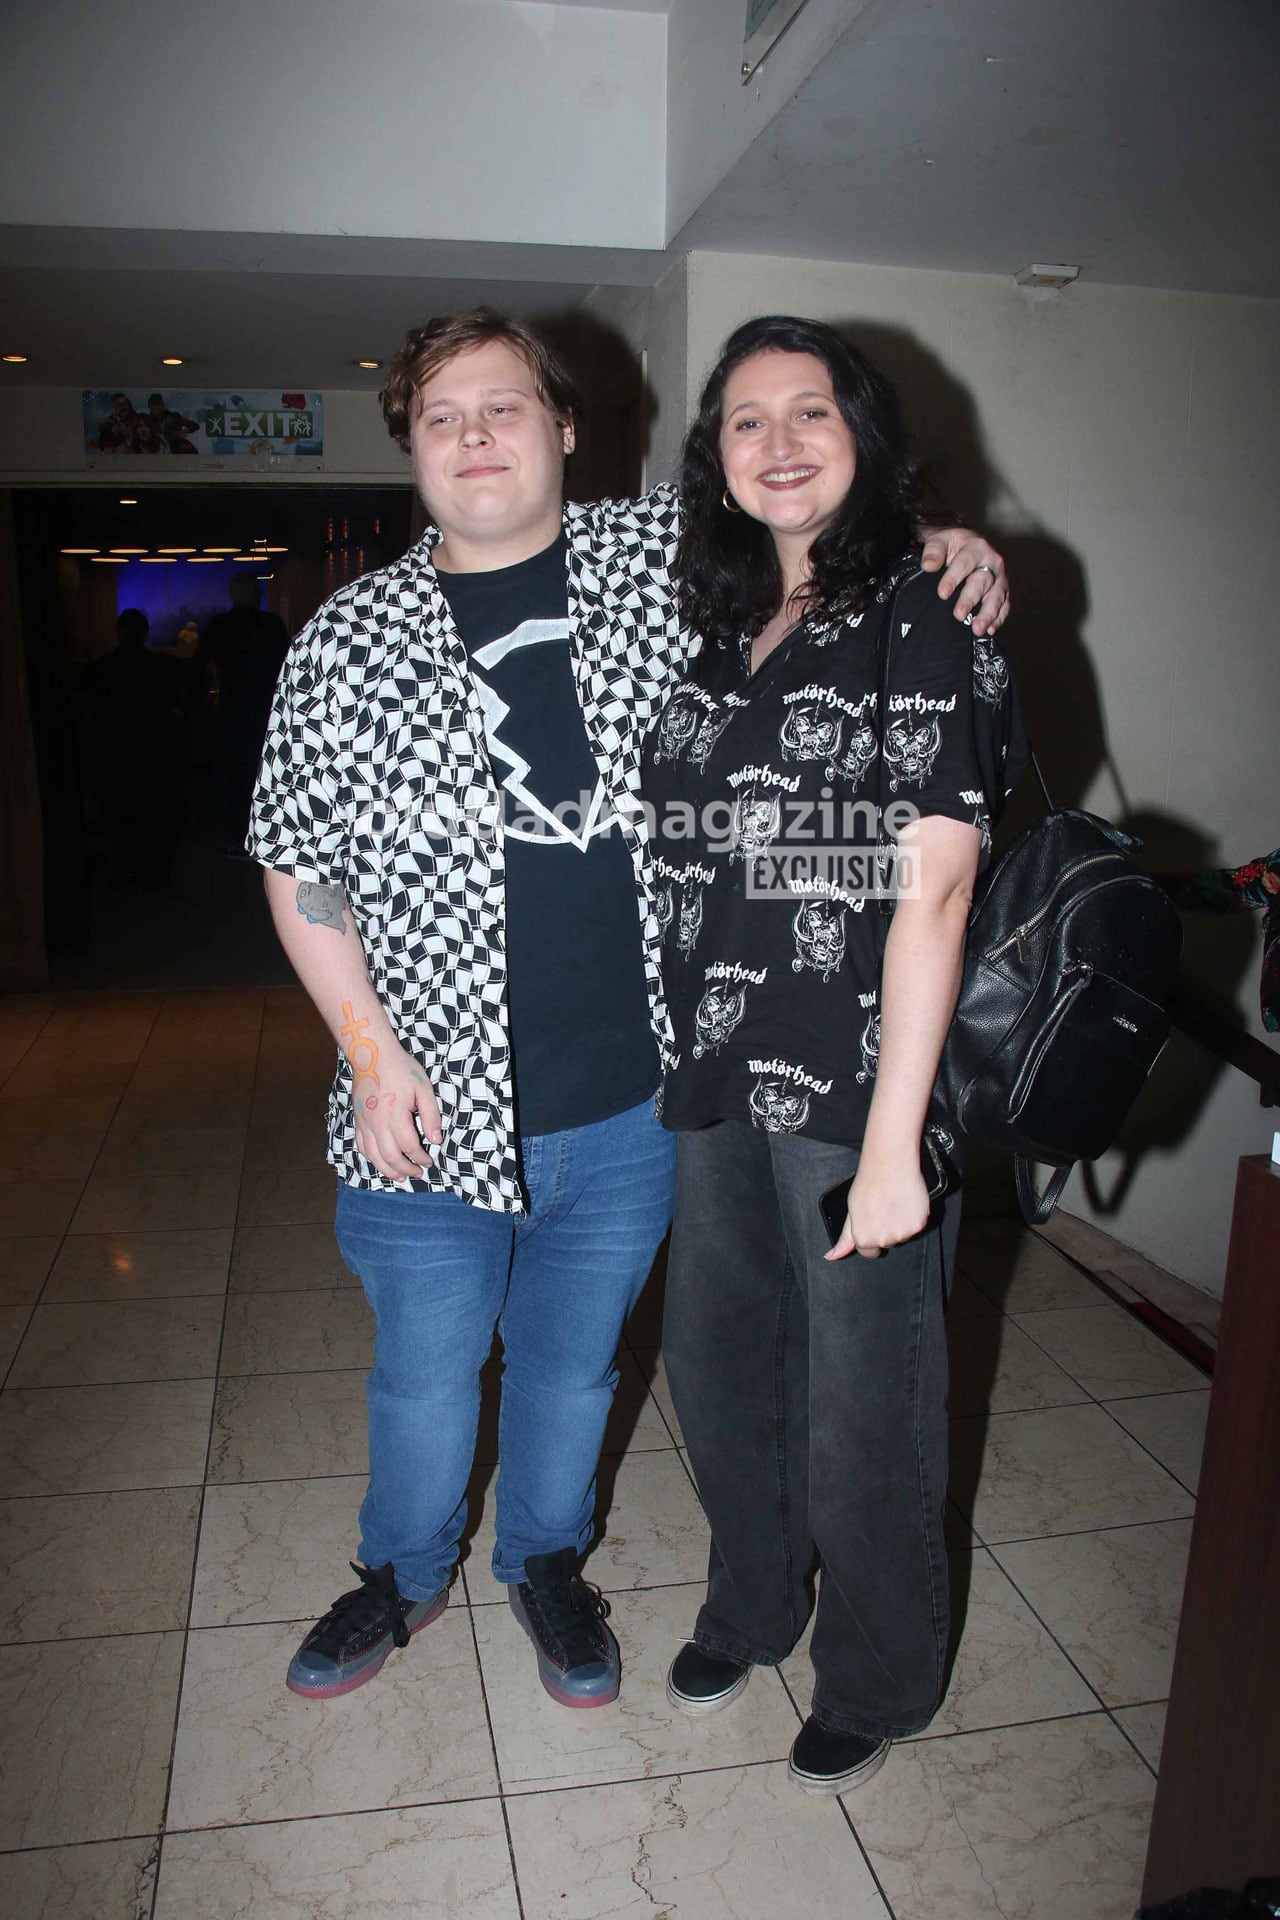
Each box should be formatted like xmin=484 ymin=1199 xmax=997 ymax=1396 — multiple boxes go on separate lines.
xmin=666 ymin=1642 xmax=752 ymax=1716
xmin=508 ymin=1548 xmax=621 ymax=1707
xmin=286 ymin=1561 xmax=448 ymax=1699
xmin=787 ymin=1715 xmax=890 ymax=1794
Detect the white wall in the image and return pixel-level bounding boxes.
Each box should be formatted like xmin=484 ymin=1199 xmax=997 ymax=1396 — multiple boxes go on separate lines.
xmin=0 ymin=0 xmax=666 ymax=251
xmin=0 ymin=389 xmax=409 ymax=485
xmin=681 ymin=250 xmax=1280 ymax=1292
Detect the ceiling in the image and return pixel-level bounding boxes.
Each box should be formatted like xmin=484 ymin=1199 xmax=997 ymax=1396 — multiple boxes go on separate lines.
xmin=0 ymin=0 xmax=1275 ymax=392
xmin=677 ymin=0 xmax=1280 ymax=299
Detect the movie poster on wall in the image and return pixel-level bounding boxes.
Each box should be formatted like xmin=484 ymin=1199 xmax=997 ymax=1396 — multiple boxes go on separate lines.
xmin=82 ymin=389 xmax=324 ymax=461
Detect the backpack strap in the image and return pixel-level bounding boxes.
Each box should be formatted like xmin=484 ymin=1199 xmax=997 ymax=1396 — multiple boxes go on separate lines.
xmin=1015 ymin=1156 xmax=1074 ymax=1225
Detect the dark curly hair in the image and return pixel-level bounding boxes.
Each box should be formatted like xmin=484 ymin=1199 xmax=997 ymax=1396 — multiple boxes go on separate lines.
xmin=676 ymin=315 xmax=924 ymax=655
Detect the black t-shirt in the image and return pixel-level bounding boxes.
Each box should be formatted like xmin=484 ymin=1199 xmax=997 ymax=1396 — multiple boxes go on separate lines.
xmin=437 ymin=534 xmax=659 ymax=1135
xmin=641 ymin=560 xmax=1028 ymax=1146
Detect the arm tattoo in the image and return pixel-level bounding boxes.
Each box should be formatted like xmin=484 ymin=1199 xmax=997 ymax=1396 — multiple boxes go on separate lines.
xmin=296 ymin=882 xmax=346 ymax=933
xmin=339 ymin=1001 xmax=381 ymax=1090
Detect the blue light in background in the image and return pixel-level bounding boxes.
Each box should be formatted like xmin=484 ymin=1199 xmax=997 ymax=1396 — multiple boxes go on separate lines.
xmin=113 ymin=559 xmax=264 ymax=643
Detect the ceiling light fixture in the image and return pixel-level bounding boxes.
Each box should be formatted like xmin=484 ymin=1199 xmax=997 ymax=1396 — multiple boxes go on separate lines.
xmin=3 ymin=353 xmax=27 ymax=364
xmin=118 ymin=497 xmax=137 ymax=505
xmin=92 ymin=555 xmax=128 ymax=564
xmin=265 ymin=545 xmax=288 ymax=553
xmin=61 ymin=547 xmax=99 ymax=555
xmin=158 ymin=547 xmax=197 ymax=554
xmin=356 ymin=359 xmax=381 ymax=369
xmin=140 ymin=556 xmax=177 ymax=563
xmin=187 ymin=556 xmax=222 ymax=563
xmin=110 ymin=547 xmax=146 ymax=554
xmin=202 ymin=546 xmax=237 ymax=554
xmin=1014 ymin=262 xmax=1081 ymax=292
xmin=161 ymin=356 xmax=184 ymax=366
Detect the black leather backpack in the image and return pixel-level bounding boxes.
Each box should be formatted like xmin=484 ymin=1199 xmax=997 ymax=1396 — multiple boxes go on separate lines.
xmin=874 ymin=578 xmax=1184 ymax=1224
xmin=929 ymin=800 xmax=1184 ymax=1221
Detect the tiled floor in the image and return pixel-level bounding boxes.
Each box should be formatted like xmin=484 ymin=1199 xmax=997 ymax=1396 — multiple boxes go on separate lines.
xmin=0 ymin=988 xmax=1215 ymax=1920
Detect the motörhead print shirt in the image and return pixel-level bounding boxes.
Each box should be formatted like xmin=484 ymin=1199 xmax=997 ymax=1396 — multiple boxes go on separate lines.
xmin=640 ymin=561 xmax=1027 ymax=1147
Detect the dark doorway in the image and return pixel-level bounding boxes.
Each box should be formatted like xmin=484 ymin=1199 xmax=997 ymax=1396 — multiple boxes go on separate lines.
xmin=12 ymin=484 xmax=413 ymax=989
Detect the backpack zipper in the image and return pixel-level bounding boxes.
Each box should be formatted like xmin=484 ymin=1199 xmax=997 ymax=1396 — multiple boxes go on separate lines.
xmin=984 ymin=853 xmax=1119 ymax=964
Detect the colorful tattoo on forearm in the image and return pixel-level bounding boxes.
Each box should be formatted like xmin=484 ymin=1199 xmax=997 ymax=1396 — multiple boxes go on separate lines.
xmin=296 ymin=882 xmax=346 ymax=933
xmin=340 ymin=1001 xmax=381 ymax=1109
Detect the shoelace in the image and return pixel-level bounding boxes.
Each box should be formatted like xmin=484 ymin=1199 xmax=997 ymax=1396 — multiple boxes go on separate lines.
xmin=307 ymin=1562 xmax=412 ymax=1655
xmin=526 ymin=1575 xmax=611 ymax=1668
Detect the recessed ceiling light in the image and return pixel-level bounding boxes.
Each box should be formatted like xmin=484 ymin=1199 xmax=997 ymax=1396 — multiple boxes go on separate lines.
xmin=356 ymin=359 xmax=381 ymax=369
xmin=110 ymin=547 xmax=147 ymax=554
xmin=203 ymin=546 xmax=237 ymax=554
xmin=140 ymin=556 xmax=177 ymax=563
xmin=3 ymin=353 xmax=27 ymax=364
xmin=231 ymin=554 xmax=261 ymax=562
xmin=61 ymin=547 xmax=99 ymax=555
xmin=161 ymin=356 xmax=184 ymax=366
xmin=187 ymin=555 xmax=222 ymax=563
xmin=265 ymin=545 xmax=288 ymax=553
xmin=158 ymin=547 xmax=197 ymax=554
xmin=118 ymin=497 xmax=137 ymax=505
xmin=92 ymin=555 xmax=128 ymax=564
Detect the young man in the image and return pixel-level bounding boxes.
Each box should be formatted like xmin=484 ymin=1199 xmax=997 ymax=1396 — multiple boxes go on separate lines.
xmin=249 ymin=308 xmax=1008 ymax=1708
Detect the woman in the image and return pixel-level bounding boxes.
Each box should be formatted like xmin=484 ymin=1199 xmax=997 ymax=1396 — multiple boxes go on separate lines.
xmin=642 ymin=316 xmax=1026 ymax=1793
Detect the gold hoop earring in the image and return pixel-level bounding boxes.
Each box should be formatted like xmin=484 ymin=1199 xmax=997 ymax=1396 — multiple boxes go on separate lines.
xmin=722 ymin=489 xmax=742 ymax=514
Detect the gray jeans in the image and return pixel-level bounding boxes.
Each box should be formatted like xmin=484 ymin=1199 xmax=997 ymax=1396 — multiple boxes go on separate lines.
xmin=663 ymin=1119 xmax=959 ymax=1740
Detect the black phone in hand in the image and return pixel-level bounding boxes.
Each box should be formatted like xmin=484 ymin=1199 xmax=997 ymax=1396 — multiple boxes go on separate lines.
xmin=817 ymin=1132 xmax=952 ymax=1249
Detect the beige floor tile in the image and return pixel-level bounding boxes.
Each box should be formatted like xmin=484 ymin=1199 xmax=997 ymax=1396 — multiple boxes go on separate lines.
xmin=0 ymin=1632 xmax=182 ymax=1847
xmin=166 ymin=1608 xmax=495 ymax=1828
xmin=0 ymin=1835 xmax=159 ymax=1919
xmin=20 ymin=1002 xmax=160 ymax=1071
xmin=93 ymin=1124 xmax=247 ymax=1178
xmin=951 ymin=1403 xmax=1193 ymax=1544
xmin=0 ymin=1379 xmax=215 ymax=1495
xmin=947 ymin=1317 xmax=1090 ymax=1416
xmin=1114 ymin=1699 xmax=1167 ymax=1770
xmin=0 ymin=1236 xmax=60 ymax=1304
xmin=209 ymin=1369 xmax=367 ymax=1482
xmin=960 ymin=1228 xmax=1104 ymax=1313
xmin=0 ymin=1092 xmax=118 ymax=1136
xmin=0 ymin=1303 xmax=29 ymax=1373
xmin=112 ymin=1086 xmax=252 ymax=1130
xmin=476 ymin=1581 xmax=801 ymax=1794
xmin=1012 ymin=1301 xmax=1206 ymax=1399
xmin=507 ymin=1762 xmax=886 ymax=1920
xmin=850 ymin=1714 xmax=1154 ymax=1920
xmin=219 ymin=1286 xmax=373 ymax=1374
xmin=0 ymin=1487 xmax=200 ymax=1639
xmin=629 ymin=1345 xmax=684 ymax=1444
xmin=155 ymin=1800 xmax=518 ymax=1920
xmin=43 ymin=1227 xmax=232 ymax=1302
xmin=0 ymin=1178 xmax=82 ymax=1238
xmin=1103 ymin=1390 xmax=1209 ymax=1493
xmin=70 ymin=1168 xmax=241 ymax=1234
xmin=238 ymin=1162 xmax=340 ymax=1227
xmin=191 ymin=1476 xmax=365 ymax=1627
xmin=0 ymin=1129 xmax=104 ymax=1183
xmin=780 ymin=1549 xmax=1097 ymax=1736
xmin=993 ymin=1521 xmax=1192 ymax=1706
xmin=243 ymin=1118 xmax=331 ymax=1173
xmin=465 ymin=1447 xmax=708 ymax=1603
xmin=945 ymin=1271 xmax=1004 ymax=1318
xmin=8 ymin=1295 xmax=225 ymax=1386
xmin=230 ymin=1221 xmax=359 ymax=1291
xmin=128 ymin=1053 xmax=256 ymax=1093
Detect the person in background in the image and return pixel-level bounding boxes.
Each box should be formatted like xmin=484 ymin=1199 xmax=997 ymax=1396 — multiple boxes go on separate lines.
xmin=198 ymin=574 xmax=290 ymax=856
xmin=642 ymin=314 xmax=1027 ymax=1793
xmin=248 ymin=307 xmax=1010 ymax=1716
xmin=89 ymin=607 xmax=191 ymax=888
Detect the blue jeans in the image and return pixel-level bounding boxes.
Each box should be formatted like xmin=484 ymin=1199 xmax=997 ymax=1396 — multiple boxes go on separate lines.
xmin=334 ymin=1096 xmax=675 ymax=1602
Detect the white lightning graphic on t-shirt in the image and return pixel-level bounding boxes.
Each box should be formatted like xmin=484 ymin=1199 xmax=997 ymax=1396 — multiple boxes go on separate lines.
xmin=471 ymin=618 xmax=613 ymax=849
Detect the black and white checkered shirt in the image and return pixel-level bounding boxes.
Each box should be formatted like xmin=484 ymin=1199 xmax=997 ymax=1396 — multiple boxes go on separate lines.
xmin=249 ymin=485 xmax=691 ymax=1210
